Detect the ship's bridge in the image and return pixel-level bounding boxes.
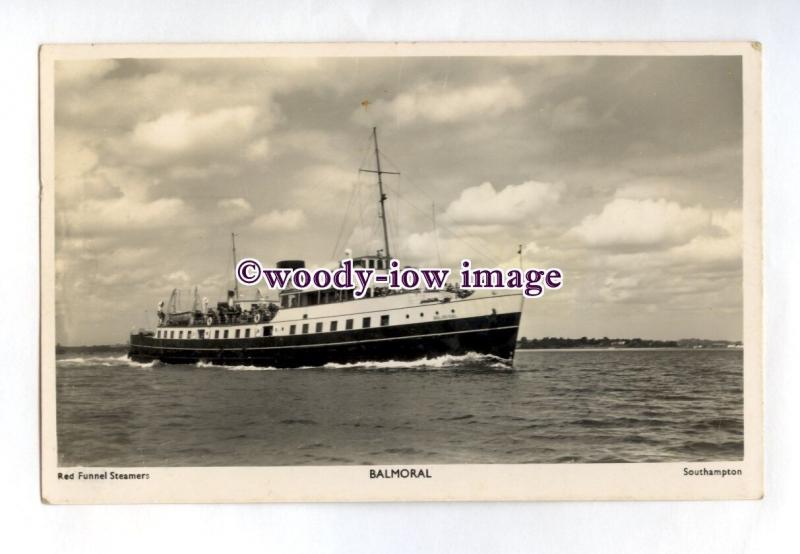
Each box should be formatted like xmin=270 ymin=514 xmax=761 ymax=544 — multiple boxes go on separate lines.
xmin=278 ymin=254 xmax=391 ymax=308
xmin=350 ymin=255 xmax=388 ymax=270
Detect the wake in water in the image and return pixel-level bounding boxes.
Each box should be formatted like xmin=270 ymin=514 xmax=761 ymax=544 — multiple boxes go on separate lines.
xmin=195 ymin=360 xmax=281 ymax=371
xmin=320 ymin=352 xmax=511 ymax=371
xmin=57 ymin=351 xmax=511 ymax=372
xmin=57 ymin=354 xmax=159 ymax=369
xmin=198 ymin=352 xmax=510 ymax=371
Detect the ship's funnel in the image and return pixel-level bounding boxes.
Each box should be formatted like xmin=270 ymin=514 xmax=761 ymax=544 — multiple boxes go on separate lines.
xmin=276 ymin=260 xmax=305 ymax=270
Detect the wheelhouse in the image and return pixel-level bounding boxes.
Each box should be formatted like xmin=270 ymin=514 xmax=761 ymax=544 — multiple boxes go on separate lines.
xmin=279 ymin=254 xmax=390 ymax=308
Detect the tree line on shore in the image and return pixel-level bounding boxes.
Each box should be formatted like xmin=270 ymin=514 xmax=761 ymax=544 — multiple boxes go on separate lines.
xmin=516 ymin=336 xmax=742 ymax=349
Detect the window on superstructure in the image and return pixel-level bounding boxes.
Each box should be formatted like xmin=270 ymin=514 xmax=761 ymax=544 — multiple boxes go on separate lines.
xmin=377 ymin=259 xmax=384 ymax=270
xmin=315 ymin=322 xmax=323 ymax=333
xmin=381 ymin=315 xmax=390 ymax=326
xmin=302 ymin=323 xmax=309 ymax=334
xmin=368 ymin=259 xmax=375 ymax=269
xmin=214 ymin=330 xmax=220 ymax=339
xmin=223 ymin=330 xmax=229 ymax=339
xmin=289 ymin=325 xmax=296 ymax=335
xmin=263 ymin=325 xmax=273 ymax=337
xmin=179 ymin=331 xmax=183 ymax=339
xmin=330 ymin=321 xmax=338 ymax=332
xmin=362 ymin=317 xmax=371 ymax=328
xmin=245 ymin=329 xmax=250 ymax=338
xmin=235 ymin=329 xmax=240 ymax=338
xmin=345 ymin=319 xmax=353 ymax=330
xmin=170 ymin=331 xmax=174 ymax=339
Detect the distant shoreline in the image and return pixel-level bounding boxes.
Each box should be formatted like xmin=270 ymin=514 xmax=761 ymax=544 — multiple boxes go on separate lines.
xmin=56 ymin=338 xmax=743 ymax=353
xmin=516 ymin=337 xmax=742 ymax=349
xmin=56 ymin=344 xmax=127 ymax=354
xmin=516 ymin=347 xmax=742 ymax=352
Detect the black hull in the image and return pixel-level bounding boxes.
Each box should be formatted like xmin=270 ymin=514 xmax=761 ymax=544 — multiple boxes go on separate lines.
xmin=129 ymin=312 xmax=520 ymax=368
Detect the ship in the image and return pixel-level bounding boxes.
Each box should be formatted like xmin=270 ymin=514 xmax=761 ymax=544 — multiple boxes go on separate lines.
xmin=129 ymin=128 xmax=524 ymax=368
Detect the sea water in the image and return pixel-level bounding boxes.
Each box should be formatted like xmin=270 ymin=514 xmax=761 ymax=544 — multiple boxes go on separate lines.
xmin=55 ymin=348 xmax=743 ymax=466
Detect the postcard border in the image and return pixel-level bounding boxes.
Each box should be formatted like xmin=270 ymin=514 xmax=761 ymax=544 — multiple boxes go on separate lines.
xmin=39 ymin=41 xmax=763 ymax=503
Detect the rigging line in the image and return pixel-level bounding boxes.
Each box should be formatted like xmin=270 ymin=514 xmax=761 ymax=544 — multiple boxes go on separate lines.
xmin=382 ymin=182 xmax=500 ymax=265
xmin=330 ymin=130 xmax=375 ymax=257
xmin=432 ymin=201 xmax=442 ymax=267
xmin=358 ymin=132 xmax=374 ymax=171
xmin=381 ymin=180 xmax=497 ymax=262
xmin=304 ymin=131 xmax=373 ymax=203
xmin=349 ymin=177 xmax=370 ymax=246
xmin=435 ymin=225 xmax=501 ymax=267
xmin=387 ymin=189 xmax=400 ymax=259
xmin=339 ymin=175 xmax=369 ymax=257
xmin=344 ymin=175 xmax=378 ymax=253
xmin=384 ymin=178 xmax=501 ymax=266
xmin=330 ymin=173 xmax=360 ymax=260
xmin=377 ymin=150 xmax=440 ymax=205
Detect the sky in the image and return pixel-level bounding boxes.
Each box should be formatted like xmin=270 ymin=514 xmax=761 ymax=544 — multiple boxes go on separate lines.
xmin=53 ymin=55 xmax=743 ymax=345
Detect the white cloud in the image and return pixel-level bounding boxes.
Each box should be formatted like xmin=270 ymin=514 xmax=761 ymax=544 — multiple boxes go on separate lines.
xmin=106 ymin=247 xmax=158 ymax=267
xmin=217 ymin=198 xmax=253 ymax=216
xmin=56 ymin=60 xmax=119 ymax=86
xmin=279 ymin=130 xmax=345 ymax=163
xmin=244 ymin=138 xmax=270 ymax=160
xmin=442 ymin=181 xmax=561 ymax=225
xmin=124 ymin=106 xmax=262 ymax=165
xmin=251 ymin=209 xmax=307 ymax=232
xmin=357 ymin=78 xmax=525 ymax=125
xmin=164 ymin=271 xmax=191 ymax=285
xmin=550 ymin=95 xmax=618 ymax=132
xmin=166 ymin=163 xmax=239 ymax=180
xmin=397 ymin=231 xmax=471 ymax=267
xmin=571 ymin=198 xmax=711 ymax=248
xmin=598 ymin=275 xmax=641 ymax=303
xmin=614 ymin=182 xmax=678 ymax=201
xmin=291 ymin=165 xmax=362 ymax=211
xmin=54 ymin=132 xmax=116 ymax=205
xmin=60 ymin=195 xmax=192 ymax=233
xmin=711 ymin=209 xmax=742 ymax=236
xmin=670 ymin=209 xmax=742 ymax=265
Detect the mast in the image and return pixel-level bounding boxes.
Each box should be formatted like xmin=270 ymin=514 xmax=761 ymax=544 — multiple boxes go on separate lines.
xmin=231 ymin=232 xmax=239 ymax=301
xmin=360 ymin=127 xmax=399 ymax=262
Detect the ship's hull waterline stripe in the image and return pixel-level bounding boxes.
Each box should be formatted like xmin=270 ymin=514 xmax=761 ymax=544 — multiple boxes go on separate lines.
xmin=132 ymin=324 xmax=519 ymax=352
